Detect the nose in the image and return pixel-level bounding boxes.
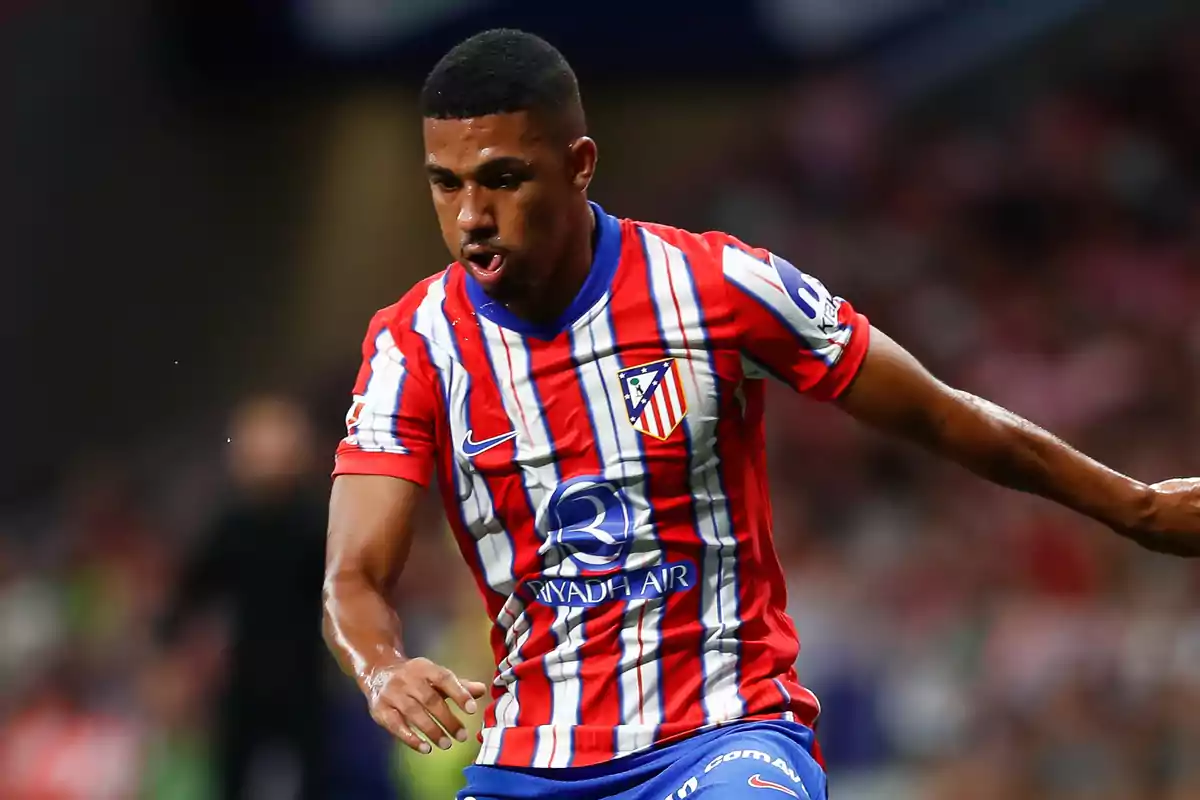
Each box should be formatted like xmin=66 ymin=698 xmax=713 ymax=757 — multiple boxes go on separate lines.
xmin=457 ymin=185 xmax=496 ymax=237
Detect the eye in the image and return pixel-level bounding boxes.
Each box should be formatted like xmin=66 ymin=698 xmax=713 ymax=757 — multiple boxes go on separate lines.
xmin=481 ymin=172 xmax=525 ymax=191
xmin=430 ymin=173 xmax=461 ymax=191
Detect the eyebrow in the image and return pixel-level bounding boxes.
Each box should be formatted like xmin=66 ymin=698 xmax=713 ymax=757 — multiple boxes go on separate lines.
xmin=425 ymin=156 xmax=531 ymax=179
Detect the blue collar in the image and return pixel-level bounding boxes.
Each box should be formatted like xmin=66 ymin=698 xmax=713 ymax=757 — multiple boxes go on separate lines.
xmin=464 ymin=201 xmax=622 ymax=341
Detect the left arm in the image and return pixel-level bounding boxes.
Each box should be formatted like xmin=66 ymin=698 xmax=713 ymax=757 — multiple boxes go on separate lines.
xmin=713 ymin=234 xmax=1200 ymax=556
xmin=835 ymin=327 xmax=1200 ymax=556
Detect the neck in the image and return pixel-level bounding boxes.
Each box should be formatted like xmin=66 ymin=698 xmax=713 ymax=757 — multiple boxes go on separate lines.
xmin=504 ymin=200 xmax=595 ymax=325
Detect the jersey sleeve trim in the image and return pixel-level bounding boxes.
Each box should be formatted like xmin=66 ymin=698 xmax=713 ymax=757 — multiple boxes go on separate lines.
xmin=331 ymin=449 xmax=432 ymax=487
xmin=807 ymin=313 xmax=869 ymax=401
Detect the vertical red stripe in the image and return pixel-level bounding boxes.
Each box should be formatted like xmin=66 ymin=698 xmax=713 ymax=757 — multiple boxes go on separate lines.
xmin=609 ymin=227 xmax=709 ymax=738
xmin=687 ymin=229 xmax=824 ymax=730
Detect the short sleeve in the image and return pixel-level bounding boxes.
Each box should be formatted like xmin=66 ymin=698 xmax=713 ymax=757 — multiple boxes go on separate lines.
xmin=720 ymin=240 xmax=870 ymax=401
xmin=332 ymin=310 xmax=438 ymax=486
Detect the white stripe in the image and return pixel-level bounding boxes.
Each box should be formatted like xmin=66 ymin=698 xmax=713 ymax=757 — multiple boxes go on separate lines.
xmin=572 ymin=299 xmax=665 ymax=757
xmin=642 ymin=229 xmax=744 ymax=723
xmin=721 ymin=244 xmax=853 ymax=365
xmin=412 ymin=280 xmax=514 ymax=597
xmin=353 ymin=328 xmax=408 ymax=453
xmin=478 ymin=727 xmax=503 ymax=766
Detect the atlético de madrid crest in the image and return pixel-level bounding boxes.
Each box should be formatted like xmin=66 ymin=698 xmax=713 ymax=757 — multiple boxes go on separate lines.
xmin=617 ymin=358 xmax=688 ymax=440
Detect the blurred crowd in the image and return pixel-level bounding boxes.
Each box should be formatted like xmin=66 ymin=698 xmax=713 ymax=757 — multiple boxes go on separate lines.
xmin=3 ymin=22 xmax=1200 ymax=800
xmin=698 ymin=26 xmax=1200 ymax=800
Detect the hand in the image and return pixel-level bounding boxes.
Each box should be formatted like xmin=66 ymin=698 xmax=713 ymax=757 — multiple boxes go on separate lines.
xmin=1128 ymin=478 xmax=1200 ymax=556
xmin=364 ymin=656 xmax=489 ymax=754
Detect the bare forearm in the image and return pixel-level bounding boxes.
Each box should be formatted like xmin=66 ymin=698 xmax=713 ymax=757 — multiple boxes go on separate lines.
xmin=837 ymin=327 xmax=1200 ymax=556
xmin=837 ymin=328 xmax=1155 ymax=538
xmin=324 ymin=475 xmax=425 ymax=693
xmin=324 ymin=478 xmax=487 ymax=751
xmin=920 ymin=389 xmax=1153 ymax=534
xmin=322 ymin=571 xmax=406 ymax=692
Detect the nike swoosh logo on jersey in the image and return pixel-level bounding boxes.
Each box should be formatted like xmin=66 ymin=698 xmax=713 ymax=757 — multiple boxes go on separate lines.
xmin=461 ymin=428 xmax=518 ymax=457
xmin=748 ymin=774 xmax=803 ymax=798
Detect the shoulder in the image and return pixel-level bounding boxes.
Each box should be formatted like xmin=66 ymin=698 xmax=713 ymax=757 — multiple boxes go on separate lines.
xmin=625 ymin=219 xmax=772 ymax=274
xmin=363 ymin=269 xmax=452 ymax=344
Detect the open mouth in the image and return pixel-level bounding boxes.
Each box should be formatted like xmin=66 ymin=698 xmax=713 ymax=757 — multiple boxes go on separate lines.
xmin=464 ymin=250 xmax=507 ymax=283
xmin=466 ymin=252 xmax=504 ymax=274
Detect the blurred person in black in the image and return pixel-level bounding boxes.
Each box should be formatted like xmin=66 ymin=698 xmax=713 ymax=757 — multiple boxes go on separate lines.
xmin=159 ymin=395 xmax=331 ymax=800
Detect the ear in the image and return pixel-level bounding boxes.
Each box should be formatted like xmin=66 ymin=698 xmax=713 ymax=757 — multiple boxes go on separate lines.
xmin=567 ymin=136 xmax=598 ymax=192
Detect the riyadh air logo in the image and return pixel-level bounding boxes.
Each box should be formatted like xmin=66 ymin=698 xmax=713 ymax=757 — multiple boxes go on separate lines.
xmin=527 ymin=475 xmax=699 ymax=608
xmin=461 ymin=428 xmax=518 ymax=458
xmin=748 ymin=775 xmax=804 ymax=798
xmin=544 ymin=477 xmax=633 ymax=569
xmin=618 ymin=357 xmax=687 ymax=440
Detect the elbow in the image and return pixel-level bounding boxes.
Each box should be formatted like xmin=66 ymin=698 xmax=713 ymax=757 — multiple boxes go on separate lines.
xmin=320 ymin=565 xmax=368 ymax=670
xmin=320 ymin=562 xmax=390 ymax=633
xmin=321 ymin=563 xmax=362 ymax=648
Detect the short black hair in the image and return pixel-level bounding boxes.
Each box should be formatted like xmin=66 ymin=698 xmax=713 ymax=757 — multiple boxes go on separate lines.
xmin=420 ymin=28 xmax=585 ymax=134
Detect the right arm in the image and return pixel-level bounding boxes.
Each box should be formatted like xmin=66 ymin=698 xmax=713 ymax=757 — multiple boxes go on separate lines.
xmin=323 ymin=304 xmax=486 ymax=754
xmin=324 ymin=474 xmax=486 ymax=754
xmin=323 ymin=475 xmax=415 ymax=683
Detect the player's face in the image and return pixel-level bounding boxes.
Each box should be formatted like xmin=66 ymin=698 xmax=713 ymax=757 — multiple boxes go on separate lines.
xmin=423 ymin=112 xmax=594 ymax=302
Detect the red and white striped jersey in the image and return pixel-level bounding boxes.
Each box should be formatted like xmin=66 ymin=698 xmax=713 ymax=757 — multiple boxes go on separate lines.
xmin=333 ymin=204 xmax=870 ymax=769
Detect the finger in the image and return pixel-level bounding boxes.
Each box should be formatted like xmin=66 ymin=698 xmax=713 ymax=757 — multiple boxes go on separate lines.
xmin=464 ymin=680 xmax=489 ymax=700
xmin=417 ymin=685 xmax=469 ymax=744
xmin=397 ymin=695 xmax=454 ymax=751
xmin=430 ymin=667 xmax=481 ymax=715
xmin=373 ymin=705 xmax=430 ymax=755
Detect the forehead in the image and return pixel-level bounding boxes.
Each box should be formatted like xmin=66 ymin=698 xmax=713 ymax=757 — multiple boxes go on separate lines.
xmin=423 ymin=112 xmax=552 ymax=170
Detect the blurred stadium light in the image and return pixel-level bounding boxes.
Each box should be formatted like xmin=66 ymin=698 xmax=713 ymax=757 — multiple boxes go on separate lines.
xmin=160 ymin=0 xmax=1182 ymax=90
xmin=292 ymin=0 xmax=484 ymax=55
xmin=757 ymin=0 xmax=946 ymax=52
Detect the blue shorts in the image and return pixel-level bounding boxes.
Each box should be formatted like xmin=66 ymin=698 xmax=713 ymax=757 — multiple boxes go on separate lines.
xmin=458 ymin=720 xmax=827 ymax=800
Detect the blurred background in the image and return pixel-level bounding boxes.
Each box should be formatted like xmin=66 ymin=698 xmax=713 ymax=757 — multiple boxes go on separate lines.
xmin=3 ymin=0 xmax=1200 ymax=797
